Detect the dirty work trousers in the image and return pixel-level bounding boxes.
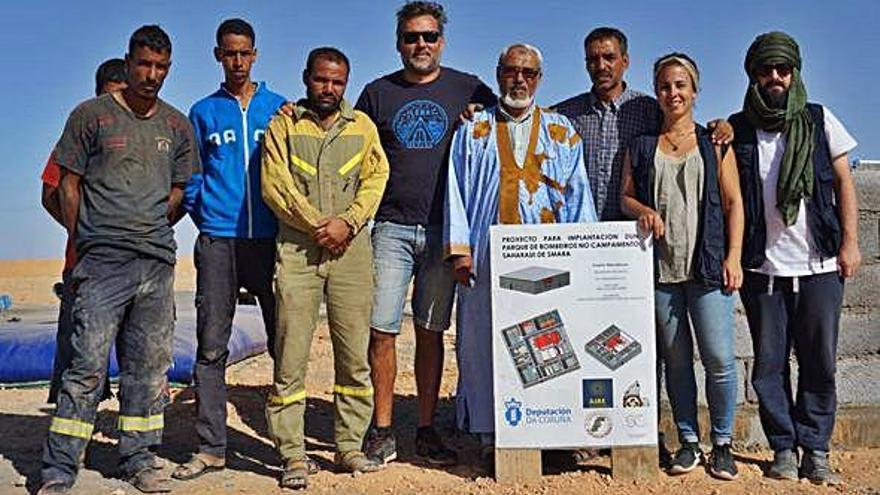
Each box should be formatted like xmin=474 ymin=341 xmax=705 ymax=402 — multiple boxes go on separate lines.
xmin=192 ymin=234 xmax=277 ymax=458
xmin=41 ymin=247 xmax=174 ymax=483
xmin=266 ymin=229 xmax=373 ymax=462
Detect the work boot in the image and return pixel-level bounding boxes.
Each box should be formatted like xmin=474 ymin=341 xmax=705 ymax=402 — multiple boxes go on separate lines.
xmin=800 ymin=450 xmax=842 ymax=485
xmin=767 ymin=449 xmax=799 ymax=480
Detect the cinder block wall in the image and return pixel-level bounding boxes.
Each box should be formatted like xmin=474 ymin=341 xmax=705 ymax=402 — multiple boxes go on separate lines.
xmin=660 ymin=166 xmax=880 ymax=449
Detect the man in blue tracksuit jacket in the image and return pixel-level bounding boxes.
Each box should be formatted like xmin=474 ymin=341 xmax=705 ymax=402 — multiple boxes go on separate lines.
xmin=174 ymin=18 xmax=286 ymax=480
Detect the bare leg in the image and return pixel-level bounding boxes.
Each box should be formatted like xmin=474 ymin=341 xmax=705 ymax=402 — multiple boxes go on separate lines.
xmin=369 ymin=329 xmax=397 ymax=428
xmin=415 ymin=326 xmax=443 ymax=427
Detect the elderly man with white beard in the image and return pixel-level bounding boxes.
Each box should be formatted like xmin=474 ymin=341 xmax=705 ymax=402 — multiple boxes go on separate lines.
xmin=444 ymin=43 xmax=597 ymax=466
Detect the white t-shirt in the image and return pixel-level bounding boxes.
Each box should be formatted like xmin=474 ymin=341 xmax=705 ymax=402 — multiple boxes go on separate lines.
xmin=754 ymin=106 xmax=857 ymax=276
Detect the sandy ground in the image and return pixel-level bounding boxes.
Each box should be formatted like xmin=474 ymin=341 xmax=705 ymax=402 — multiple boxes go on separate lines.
xmin=0 ymin=318 xmax=878 ymax=495
xmin=0 ymin=260 xmax=878 ymax=494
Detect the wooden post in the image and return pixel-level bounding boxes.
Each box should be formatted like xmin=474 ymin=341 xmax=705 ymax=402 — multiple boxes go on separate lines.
xmin=494 ymin=448 xmax=541 ymax=483
xmin=611 ymin=446 xmax=659 ymax=480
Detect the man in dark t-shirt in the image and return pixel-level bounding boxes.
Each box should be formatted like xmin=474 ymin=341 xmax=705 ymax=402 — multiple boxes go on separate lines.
xmin=39 ymin=25 xmax=198 ymax=495
xmin=357 ymin=1 xmax=495 ymax=467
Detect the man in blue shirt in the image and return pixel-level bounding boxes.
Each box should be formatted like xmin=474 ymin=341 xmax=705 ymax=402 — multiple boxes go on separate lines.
xmin=174 ymin=18 xmax=286 ymax=481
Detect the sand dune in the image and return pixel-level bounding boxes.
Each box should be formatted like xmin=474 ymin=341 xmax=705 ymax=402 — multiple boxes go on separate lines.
xmin=0 ymin=256 xmax=195 ymax=305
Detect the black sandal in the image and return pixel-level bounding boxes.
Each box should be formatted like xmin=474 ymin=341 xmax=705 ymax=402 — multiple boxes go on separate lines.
xmin=171 ymin=453 xmax=225 ymax=481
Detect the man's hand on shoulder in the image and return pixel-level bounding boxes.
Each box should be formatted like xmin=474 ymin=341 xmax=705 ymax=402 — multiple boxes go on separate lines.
xmin=707 ymin=119 xmax=734 ymax=145
xmin=458 ymin=103 xmax=484 ymax=124
xmin=277 ymin=101 xmax=296 ymax=118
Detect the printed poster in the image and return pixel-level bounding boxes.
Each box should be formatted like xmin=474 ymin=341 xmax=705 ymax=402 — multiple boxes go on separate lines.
xmin=491 ymin=222 xmax=657 ymax=448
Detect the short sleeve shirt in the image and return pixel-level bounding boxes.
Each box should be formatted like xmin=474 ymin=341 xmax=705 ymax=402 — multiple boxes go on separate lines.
xmin=53 ymin=94 xmax=198 ymax=264
xmin=755 ymin=106 xmax=857 ymax=276
xmin=356 ymin=67 xmax=495 ymax=226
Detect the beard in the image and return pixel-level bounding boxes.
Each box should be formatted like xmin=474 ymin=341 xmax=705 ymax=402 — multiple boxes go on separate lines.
xmin=401 ymin=52 xmax=440 ymax=75
xmin=759 ymin=84 xmax=788 ymax=109
xmin=501 ymin=91 xmax=534 ymax=110
xmin=308 ymin=91 xmax=341 ymax=115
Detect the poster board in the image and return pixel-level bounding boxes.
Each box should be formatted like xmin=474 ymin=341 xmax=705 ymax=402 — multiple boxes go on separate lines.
xmin=491 ymin=221 xmax=657 ymax=448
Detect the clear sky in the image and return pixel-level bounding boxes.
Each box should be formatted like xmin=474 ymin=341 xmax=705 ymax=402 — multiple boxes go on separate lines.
xmin=1 ymin=0 xmax=877 ymax=260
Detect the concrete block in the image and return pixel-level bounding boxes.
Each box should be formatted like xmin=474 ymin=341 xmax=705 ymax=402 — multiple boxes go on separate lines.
xmin=658 ymin=404 xmax=880 ymax=449
xmin=857 ymin=213 xmax=880 ymax=262
xmin=838 ymin=313 xmax=880 ymax=357
xmin=843 ymin=261 xmax=880 ymax=309
xmin=853 ymin=169 xmax=880 ymax=212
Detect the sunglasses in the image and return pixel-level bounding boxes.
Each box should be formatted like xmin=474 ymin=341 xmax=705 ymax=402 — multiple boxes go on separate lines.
xmin=497 ymin=65 xmax=541 ymax=81
xmin=400 ymin=31 xmax=441 ymax=44
xmin=757 ymin=63 xmax=793 ymax=78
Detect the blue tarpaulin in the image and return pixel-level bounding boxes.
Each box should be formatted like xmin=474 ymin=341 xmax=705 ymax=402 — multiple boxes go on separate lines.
xmin=0 ymin=301 xmax=268 ymax=385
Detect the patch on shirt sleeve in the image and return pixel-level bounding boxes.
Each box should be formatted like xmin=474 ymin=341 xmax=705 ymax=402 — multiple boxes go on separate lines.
xmin=548 ymin=123 xmax=569 ymax=143
xmin=473 ymin=120 xmax=492 ymax=140
xmin=568 ymin=133 xmax=582 ymax=147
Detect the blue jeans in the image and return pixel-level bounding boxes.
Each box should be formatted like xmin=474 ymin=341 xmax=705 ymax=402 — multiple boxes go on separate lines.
xmin=655 ymin=282 xmax=737 ymax=445
xmin=370 ymin=221 xmax=455 ymax=333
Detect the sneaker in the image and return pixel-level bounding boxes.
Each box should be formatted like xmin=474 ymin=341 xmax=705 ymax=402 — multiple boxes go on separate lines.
xmin=415 ymin=426 xmax=458 ymax=466
xmin=335 ymin=450 xmax=384 ymax=473
xmin=666 ymin=442 xmax=702 ymax=475
xmin=708 ymin=444 xmax=738 ymax=480
xmin=767 ymin=449 xmax=799 ymax=480
xmin=364 ymin=427 xmax=397 ymax=464
xmin=800 ymin=450 xmax=842 ymax=485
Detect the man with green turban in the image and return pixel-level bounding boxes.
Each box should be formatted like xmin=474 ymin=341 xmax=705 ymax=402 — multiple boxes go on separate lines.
xmin=729 ymin=31 xmax=861 ymax=485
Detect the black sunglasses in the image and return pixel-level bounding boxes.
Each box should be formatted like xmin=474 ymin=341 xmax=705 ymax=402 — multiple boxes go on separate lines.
xmin=757 ymin=63 xmax=793 ymax=78
xmin=401 ymin=31 xmax=441 ymax=44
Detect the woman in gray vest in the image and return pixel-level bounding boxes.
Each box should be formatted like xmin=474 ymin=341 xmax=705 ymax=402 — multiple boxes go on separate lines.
xmin=620 ymin=53 xmax=744 ymax=481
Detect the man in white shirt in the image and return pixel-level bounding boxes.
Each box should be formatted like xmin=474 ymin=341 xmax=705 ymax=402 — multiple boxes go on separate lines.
xmin=729 ymin=31 xmax=860 ymax=485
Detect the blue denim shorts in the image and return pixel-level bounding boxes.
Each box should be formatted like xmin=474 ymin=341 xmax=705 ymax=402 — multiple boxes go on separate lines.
xmin=370 ymin=221 xmax=455 ymax=334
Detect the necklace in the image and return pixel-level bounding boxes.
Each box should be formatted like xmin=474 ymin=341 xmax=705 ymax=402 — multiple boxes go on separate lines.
xmin=662 ymin=128 xmax=694 ymax=151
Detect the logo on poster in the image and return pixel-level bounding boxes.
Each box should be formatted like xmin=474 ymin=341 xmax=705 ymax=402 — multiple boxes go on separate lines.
xmin=503 ymin=398 xmax=523 ymax=427
xmin=584 ymin=411 xmax=613 ymax=438
xmin=622 ymin=380 xmax=648 ymax=408
xmin=582 ymin=378 xmax=613 ymax=408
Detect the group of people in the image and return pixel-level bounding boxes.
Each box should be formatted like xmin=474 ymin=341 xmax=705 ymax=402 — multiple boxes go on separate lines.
xmin=36 ymin=2 xmax=860 ymax=494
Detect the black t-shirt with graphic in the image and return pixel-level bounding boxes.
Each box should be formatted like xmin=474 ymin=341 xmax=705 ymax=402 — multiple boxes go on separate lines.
xmin=356 ymin=67 xmax=495 ymax=226
xmin=54 ymin=93 xmax=198 ymax=264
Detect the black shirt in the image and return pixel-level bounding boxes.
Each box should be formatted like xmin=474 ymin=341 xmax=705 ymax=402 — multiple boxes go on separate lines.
xmin=54 ymin=94 xmax=198 ymax=264
xmin=356 ymin=67 xmax=495 ymax=226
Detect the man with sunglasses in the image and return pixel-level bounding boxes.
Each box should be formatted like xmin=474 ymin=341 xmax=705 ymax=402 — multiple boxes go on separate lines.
xmin=729 ymin=31 xmax=859 ymax=485
xmin=444 ymin=43 xmax=596 ymax=466
xmin=173 ymin=18 xmax=287 ymax=482
xmin=356 ymin=1 xmax=495 ymax=466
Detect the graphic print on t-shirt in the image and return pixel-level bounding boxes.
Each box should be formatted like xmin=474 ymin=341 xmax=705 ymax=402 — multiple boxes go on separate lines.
xmin=392 ymin=99 xmax=448 ymax=149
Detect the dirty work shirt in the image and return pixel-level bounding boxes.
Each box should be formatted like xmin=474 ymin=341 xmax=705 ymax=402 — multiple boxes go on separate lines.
xmin=356 ymin=67 xmax=495 ymax=226
xmin=54 ymin=93 xmax=198 ymax=264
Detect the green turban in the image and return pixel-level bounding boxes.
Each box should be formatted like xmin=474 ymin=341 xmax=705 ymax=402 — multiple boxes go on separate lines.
xmin=743 ymin=31 xmax=815 ymax=226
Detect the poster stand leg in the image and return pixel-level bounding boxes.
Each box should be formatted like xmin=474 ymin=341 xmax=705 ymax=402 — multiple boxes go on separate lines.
xmin=494 ymin=448 xmax=541 ymax=483
xmin=611 ymin=446 xmax=659 ymax=480
xmin=494 ymin=446 xmax=659 ymax=483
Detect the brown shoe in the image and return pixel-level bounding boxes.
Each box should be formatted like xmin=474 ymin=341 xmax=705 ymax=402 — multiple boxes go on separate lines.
xmin=128 ymin=467 xmax=173 ymax=493
xmin=335 ymin=450 xmax=384 ymax=473
xmin=171 ymin=453 xmax=225 ymax=481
